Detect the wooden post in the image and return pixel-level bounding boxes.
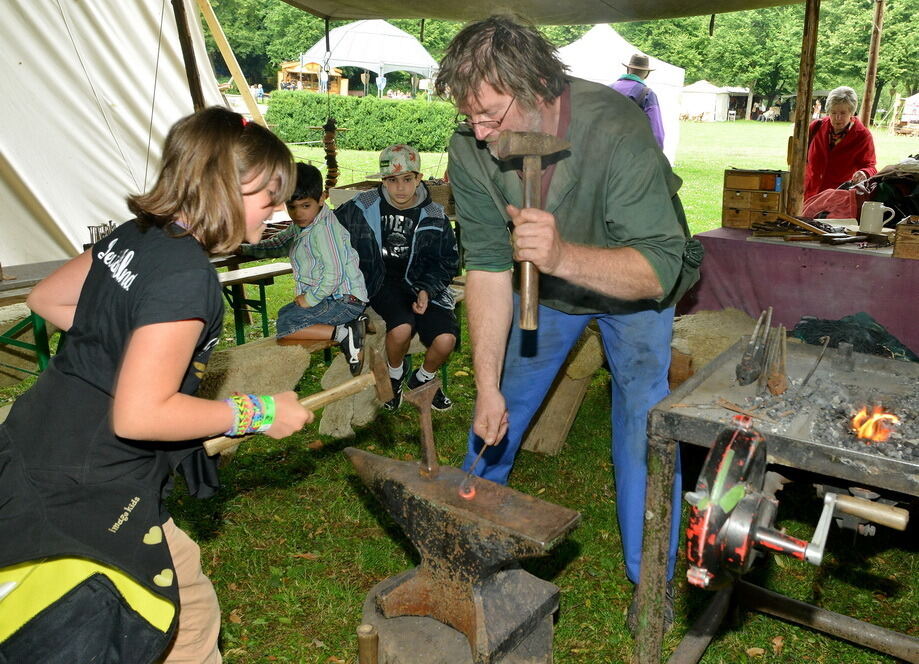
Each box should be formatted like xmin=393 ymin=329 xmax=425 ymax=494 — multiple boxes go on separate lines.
xmin=194 ymin=0 xmax=267 ymax=127
xmin=632 ymin=434 xmax=677 ymax=664
xmin=171 ymin=0 xmax=205 ymax=111
xmin=860 ymin=0 xmax=885 ymax=127
xmin=785 ymin=0 xmax=821 ymax=216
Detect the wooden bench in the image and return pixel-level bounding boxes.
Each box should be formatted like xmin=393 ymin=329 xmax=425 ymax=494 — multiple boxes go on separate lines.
xmin=218 ymin=262 xmax=293 ymax=345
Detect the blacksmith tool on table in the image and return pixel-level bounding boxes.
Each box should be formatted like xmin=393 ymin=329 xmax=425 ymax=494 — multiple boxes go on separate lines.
xmin=735 ymin=307 xmax=772 ymax=385
xmin=202 ymin=347 xmax=392 ymax=456
xmin=493 ymin=130 xmax=570 ymax=331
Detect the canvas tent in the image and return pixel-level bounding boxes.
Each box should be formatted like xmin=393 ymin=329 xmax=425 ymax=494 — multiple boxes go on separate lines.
xmin=0 ymin=0 xmax=222 ymax=265
xmin=680 ymin=80 xmax=731 ymax=122
xmin=2 ymin=0 xmax=811 ymax=267
xmin=299 ymin=20 xmax=438 ymax=91
xmin=558 ymin=24 xmax=684 ymax=164
xmin=282 ymin=0 xmax=801 ymax=23
xmin=902 ymin=92 xmax=919 ymax=123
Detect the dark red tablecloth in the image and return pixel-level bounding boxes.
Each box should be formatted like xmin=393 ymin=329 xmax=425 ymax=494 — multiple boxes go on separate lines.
xmin=677 ymin=228 xmax=919 ymax=354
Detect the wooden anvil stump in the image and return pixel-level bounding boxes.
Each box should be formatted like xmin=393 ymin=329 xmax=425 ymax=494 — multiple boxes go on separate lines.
xmin=345 ymin=447 xmax=580 ymax=663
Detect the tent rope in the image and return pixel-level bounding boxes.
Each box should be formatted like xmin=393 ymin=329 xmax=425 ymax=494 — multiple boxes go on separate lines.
xmin=144 ymin=0 xmax=168 ymax=190
xmin=55 ymin=0 xmax=141 ymax=192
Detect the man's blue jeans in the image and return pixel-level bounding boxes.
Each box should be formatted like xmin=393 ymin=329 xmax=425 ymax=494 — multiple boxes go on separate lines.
xmin=463 ymin=300 xmax=681 ymax=583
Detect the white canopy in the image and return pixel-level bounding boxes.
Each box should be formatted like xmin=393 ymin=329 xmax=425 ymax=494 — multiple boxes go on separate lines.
xmin=558 ymin=24 xmax=684 ymax=164
xmin=300 ymin=19 xmax=438 ymax=79
xmin=680 ymin=80 xmax=732 ymax=122
xmin=0 ymin=0 xmax=222 ymax=265
xmin=902 ymin=93 xmax=919 ymax=123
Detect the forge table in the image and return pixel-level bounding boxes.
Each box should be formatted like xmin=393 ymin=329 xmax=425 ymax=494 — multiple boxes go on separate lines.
xmin=677 ymin=228 xmax=919 ymax=356
xmin=633 ymin=339 xmax=919 ymax=663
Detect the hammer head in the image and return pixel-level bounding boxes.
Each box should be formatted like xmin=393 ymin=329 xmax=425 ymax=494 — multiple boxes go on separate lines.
xmin=369 ymin=347 xmax=394 ymax=403
xmin=493 ymin=130 xmax=570 ymax=161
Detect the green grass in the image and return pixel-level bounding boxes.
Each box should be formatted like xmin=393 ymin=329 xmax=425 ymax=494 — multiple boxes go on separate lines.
xmin=2 ymin=121 xmax=917 ymax=663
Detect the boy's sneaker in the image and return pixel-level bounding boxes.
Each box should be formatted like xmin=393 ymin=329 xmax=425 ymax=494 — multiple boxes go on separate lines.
xmin=406 ymin=373 xmax=453 ymax=412
xmin=339 ymin=315 xmax=367 ymax=376
xmin=383 ymin=376 xmax=403 ymax=411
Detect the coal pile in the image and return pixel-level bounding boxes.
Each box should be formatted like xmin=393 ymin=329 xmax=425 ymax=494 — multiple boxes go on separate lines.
xmin=748 ymin=377 xmax=919 ymax=463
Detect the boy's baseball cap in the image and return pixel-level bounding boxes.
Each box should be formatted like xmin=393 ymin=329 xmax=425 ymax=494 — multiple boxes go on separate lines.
xmin=370 ymin=144 xmax=420 ymax=178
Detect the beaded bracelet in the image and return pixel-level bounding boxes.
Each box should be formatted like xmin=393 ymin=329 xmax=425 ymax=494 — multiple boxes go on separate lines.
xmin=223 ymin=394 xmax=276 ymax=436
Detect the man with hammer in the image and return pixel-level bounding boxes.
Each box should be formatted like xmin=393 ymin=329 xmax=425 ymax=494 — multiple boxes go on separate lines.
xmin=435 ymin=15 xmax=702 ymax=633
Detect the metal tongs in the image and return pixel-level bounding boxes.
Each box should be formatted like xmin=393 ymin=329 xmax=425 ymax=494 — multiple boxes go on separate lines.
xmin=736 ymin=307 xmax=773 ymax=385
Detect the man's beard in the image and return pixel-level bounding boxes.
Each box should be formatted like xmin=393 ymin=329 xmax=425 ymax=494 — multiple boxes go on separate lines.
xmin=486 ymin=106 xmax=544 ymax=158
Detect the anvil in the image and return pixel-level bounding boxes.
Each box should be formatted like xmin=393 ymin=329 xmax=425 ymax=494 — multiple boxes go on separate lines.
xmin=345 ymin=447 xmax=580 ymax=663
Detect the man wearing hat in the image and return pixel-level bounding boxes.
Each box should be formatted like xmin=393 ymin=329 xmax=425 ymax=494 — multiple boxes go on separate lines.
xmin=611 ymin=53 xmax=664 ymax=149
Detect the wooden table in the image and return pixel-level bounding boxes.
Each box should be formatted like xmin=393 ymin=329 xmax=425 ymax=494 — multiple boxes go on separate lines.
xmin=0 ymin=257 xmax=294 ymax=375
xmin=678 ymin=228 xmax=919 ymax=355
xmin=0 ymin=260 xmax=68 ymax=374
xmin=218 ymin=261 xmax=293 ymax=345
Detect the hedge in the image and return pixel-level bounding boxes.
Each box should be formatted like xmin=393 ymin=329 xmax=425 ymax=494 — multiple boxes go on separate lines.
xmin=266 ymin=91 xmax=457 ymax=153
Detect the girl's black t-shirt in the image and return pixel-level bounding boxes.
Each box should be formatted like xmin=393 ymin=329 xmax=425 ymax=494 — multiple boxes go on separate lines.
xmin=0 ymin=220 xmax=224 ymax=615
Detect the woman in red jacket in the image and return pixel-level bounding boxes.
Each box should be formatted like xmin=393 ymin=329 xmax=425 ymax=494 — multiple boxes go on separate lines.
xmin=804 ymin=86 xmax=877 ymax=200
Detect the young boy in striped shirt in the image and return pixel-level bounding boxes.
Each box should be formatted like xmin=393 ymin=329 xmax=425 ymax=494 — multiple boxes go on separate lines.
xmin=239 ymin=162 xmax=368 ymax=375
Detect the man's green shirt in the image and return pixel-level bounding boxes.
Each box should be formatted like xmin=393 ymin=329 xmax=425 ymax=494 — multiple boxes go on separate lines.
xmin=447 ymin=77 xmax=702 ymax=315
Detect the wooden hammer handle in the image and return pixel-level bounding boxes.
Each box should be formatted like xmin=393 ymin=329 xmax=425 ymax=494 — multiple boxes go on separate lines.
xmin=519 ymin=262 xmax=539 ymax=330
xmin=519 ymin=153 xmax=542 ymax=330
xmin=835 ymin=494 xmax=909 ymax=531
xmin=202 ymin=373 xmax=375 ymax=456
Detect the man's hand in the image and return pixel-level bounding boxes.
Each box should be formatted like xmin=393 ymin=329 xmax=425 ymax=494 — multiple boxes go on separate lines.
xmin=473 ymin=386 xmax=509 ymax=446
xmin=295 ymin=294 xmax=308 ymax=308
xmin=412 ymin=289 xmax=429 ymax=314
xmin=850 ymin=170 xmax=868 ymax=184
xmin=507 ymin=204 xmax=565 ymax=274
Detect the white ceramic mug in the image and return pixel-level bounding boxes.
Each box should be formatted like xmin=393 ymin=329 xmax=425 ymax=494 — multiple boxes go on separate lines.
xmin=860 ymin=201 xmax=895 ymax=235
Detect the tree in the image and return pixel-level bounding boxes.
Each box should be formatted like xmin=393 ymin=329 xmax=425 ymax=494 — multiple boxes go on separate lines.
xmin=203 ymin=0 xmax=272 ymax=85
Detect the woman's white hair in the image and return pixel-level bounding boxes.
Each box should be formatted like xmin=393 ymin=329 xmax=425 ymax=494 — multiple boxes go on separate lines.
xmin=826 ymin=86 xmax=858 ymax=114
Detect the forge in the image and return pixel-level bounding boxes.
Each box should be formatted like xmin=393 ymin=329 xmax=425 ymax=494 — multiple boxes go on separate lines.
xmin=653 ymin=338 xmax=919 ymax=495
xmin=633 ymin=337 xmax=919 ymax=663
xmin=347 ymin=380 xmax=580 ymax=664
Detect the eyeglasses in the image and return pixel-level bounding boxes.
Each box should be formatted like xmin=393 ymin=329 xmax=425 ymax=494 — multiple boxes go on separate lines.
xmin=456 ymin=97 xmax=516 ymax=130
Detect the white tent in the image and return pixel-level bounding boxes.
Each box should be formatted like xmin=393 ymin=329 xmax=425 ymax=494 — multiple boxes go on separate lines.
xmin=299 ymin=19 xmax=438 ymax=88
xmin=902 ymin=93 xmax=919 ymax=123
xmin=558 ymin=24 xmax=684 ymax=164
xmin=680 ymin=80 xmax=731 ymax=122
xmin=0 ymin=0 xmax=223 ymax=265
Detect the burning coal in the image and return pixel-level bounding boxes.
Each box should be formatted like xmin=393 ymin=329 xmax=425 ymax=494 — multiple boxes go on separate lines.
xmin=851 ymin=406 xmax=900 ymax=443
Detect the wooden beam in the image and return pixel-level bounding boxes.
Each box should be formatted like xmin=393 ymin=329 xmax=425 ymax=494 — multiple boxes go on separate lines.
xmin=786 ymin=0 xmax=820 ymax=216
xmin=194 ymin=0 xmax=267 ymax=127
xmin=172 ymin=0 xmax=206 ymax=111
xmin=860 ymin=0 xmax=885 ymax=126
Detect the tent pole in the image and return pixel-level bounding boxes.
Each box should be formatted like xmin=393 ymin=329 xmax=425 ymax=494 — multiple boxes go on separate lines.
xmin=786 ymin=0 xmax=820 ymax=216
xmin=171 ymin=0 xmax=206 ymax=111
xmin=194 ymin=0 xmax=267 ymax=127
xmin=860 ymin=0 xmax=885 ymax=127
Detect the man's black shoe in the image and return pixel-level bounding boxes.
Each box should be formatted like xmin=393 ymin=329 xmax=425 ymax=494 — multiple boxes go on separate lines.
xmin=339 ymin=314 xmax=367 ymax=376
xmin=406 ymin=373 xmax=453 ymax=411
